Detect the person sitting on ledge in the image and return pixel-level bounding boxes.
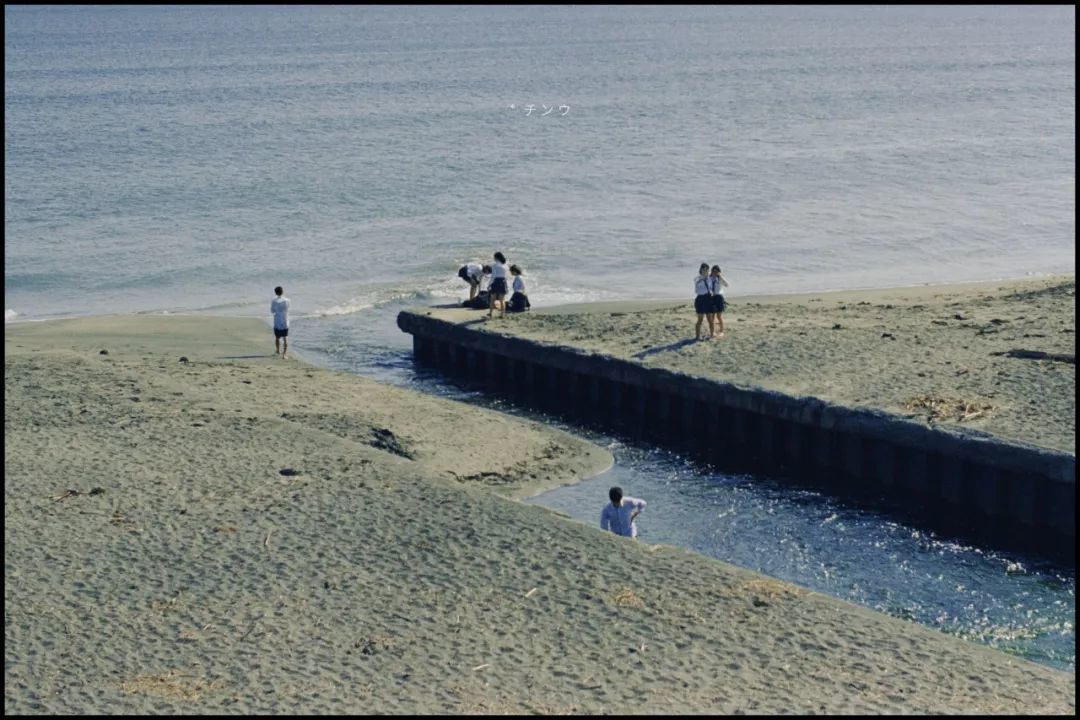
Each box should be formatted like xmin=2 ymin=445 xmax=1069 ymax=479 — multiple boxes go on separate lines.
xmin=507 ymin=264 xmax=531 ymax=313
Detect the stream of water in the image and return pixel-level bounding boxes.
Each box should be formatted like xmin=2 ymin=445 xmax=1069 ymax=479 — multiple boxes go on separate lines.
xmin=294 ymin=303 xmax=1075 ymax=673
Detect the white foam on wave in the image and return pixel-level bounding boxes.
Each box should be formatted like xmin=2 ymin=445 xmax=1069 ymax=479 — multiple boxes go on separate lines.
xmin=307 ymin=272 xmax=659 ymax=320
xmin=527 ymin=285 xmax=614 ymax=307
xmin=310 ymin=286 xmax=458 ymax=318
xmin=5 ymin=309 xmax=18 ymax=323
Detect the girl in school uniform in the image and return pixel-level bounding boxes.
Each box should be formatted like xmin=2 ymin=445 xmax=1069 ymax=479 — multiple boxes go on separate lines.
xmin=488 ymin=251 xmax=509 ymax=318
xmin=710 ymin=265 xmax=730 ymax=338
xmin=507 ymin=264 xmax=531 ymax=312
xmin=457 ymin=262 xmax=489 ymax=302
xmin=693 ymin=262 xmax=714 ymax=340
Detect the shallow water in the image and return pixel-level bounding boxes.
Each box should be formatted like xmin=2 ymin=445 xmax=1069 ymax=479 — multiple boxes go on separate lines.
xmin=297 ymin=302 xmax=1075 ymax=673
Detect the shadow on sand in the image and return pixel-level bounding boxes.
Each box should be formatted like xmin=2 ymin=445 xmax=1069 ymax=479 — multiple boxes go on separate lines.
xmin=632 ymin=337 xmax=698 ymax=360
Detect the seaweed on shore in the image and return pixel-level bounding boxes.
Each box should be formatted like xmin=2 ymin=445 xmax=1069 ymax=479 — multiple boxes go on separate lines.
xmin=901 ymin=394 xmax=995 ymax=424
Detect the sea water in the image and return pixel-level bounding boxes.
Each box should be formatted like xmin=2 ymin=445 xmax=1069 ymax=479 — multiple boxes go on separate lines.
xmin=5 ymin=5 xmax=1074 ymax=323
xmin=5 ymin=5 xmax=1075 ymax=672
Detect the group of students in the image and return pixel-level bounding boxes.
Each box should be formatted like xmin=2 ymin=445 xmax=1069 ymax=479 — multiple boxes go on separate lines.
xmin=457 ymin=251 xmax=530 ymax=318
xmin=693 ymin=263 xmax=729 ymax=340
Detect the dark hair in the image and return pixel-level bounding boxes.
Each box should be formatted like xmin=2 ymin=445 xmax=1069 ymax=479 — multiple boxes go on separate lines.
xmin=609 ymin=486 xmax=623 ymax=504
xmin=274 ymin=286 xmax=283 ymax=295
xmin=509 ymin=264 xmax=522 ymax=275
xmin=699 ymin=263 xmax=709 ymax=273
xmin=482 ymin=265 xmax=492 ymax=274
xmin=494 ymin=251 xmax=506 ymax=263
xmin=711 ymin=265 xmax=721 ymax=273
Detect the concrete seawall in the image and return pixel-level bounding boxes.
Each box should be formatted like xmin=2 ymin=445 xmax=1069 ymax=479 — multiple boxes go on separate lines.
xmin=398 ymin=308 xmax=1075 ymax=565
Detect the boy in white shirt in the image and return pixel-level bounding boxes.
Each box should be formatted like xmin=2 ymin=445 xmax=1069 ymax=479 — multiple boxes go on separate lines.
xmin=271 ymin=286 xmax=291 ymax=358
xmin=600 ymin=486 xmax=646 ymax=539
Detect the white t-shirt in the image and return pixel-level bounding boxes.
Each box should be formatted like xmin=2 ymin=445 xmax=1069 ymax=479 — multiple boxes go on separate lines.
xmin=600 ymin=497 xmax=647 ymax=538
xmin=512 ymin=275 xmax=525 ymax=293
xmin=491 ymin=261 xmax=508 ymax=280
xmin=271 ymin=296 xmax=290 ymax=329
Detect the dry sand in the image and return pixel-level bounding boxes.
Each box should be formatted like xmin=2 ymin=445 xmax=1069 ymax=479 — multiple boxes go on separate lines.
xmin=5 ymin=313 xmax=1075 ymax=714
xmin=474 ymin=275 xmax=1076 ymax=454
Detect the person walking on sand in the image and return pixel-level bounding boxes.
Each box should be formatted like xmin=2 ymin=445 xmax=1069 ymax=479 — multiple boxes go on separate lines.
xmin=488 ymin=251 xmax=509 ymax=319
xmin=600 ymin=486 xmax=646 ymax=539
xmin=693 ymin=262 xmax=714 ymax=340
xmin=457 ymin=261 xmax=490 ymax=302
xmin=271 ymin=286 xmax=291 ymax=358
xmin=710 ymin=265 xmax=730 ymax=338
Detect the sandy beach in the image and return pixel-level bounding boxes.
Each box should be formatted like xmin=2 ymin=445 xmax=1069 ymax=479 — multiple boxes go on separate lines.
xmin=5 ymin=313 xmax=1075 ymax=714
xmin=473 ymin=275 xmax=1076 ymax=454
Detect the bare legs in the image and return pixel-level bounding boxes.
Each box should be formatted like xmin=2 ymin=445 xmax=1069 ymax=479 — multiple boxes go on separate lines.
xmin=488 ymin=294 xmax=505 ymax=318
xmin=697 ymin=314 xmax=723 ymax=340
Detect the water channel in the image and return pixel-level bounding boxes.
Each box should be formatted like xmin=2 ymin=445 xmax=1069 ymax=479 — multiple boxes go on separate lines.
xmin=294 ymin=302 xmax=1075 ymax=672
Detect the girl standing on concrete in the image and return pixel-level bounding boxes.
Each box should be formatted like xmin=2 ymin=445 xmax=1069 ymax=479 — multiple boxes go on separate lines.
xmin=488 ymin=251 xmax=509 ymax=319
xmin=710 ymin=265 xmax=730 ymax=338
xmin=694 ymin=262 xmax=714 ymax=340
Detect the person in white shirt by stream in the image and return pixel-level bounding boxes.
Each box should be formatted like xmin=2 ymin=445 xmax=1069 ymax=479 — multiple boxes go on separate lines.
xmin=600 ymin=486 xmax=646 ymax=539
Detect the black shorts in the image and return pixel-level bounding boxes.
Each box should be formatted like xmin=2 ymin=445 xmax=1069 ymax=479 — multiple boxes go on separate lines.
xmin=274 ymin=327 xmax=289 ymax=338
xmin=490 ymin=277 xmax=507 ymax=296
xmin=712 ymin=294 xmax=726 ymax=314
xmin=694 ymin=294 xmax=713 ymax=315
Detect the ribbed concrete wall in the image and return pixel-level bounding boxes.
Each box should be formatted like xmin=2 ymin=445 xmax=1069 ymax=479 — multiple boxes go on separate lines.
xmin=398 ymin=309 xmax=1075 ymax=564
